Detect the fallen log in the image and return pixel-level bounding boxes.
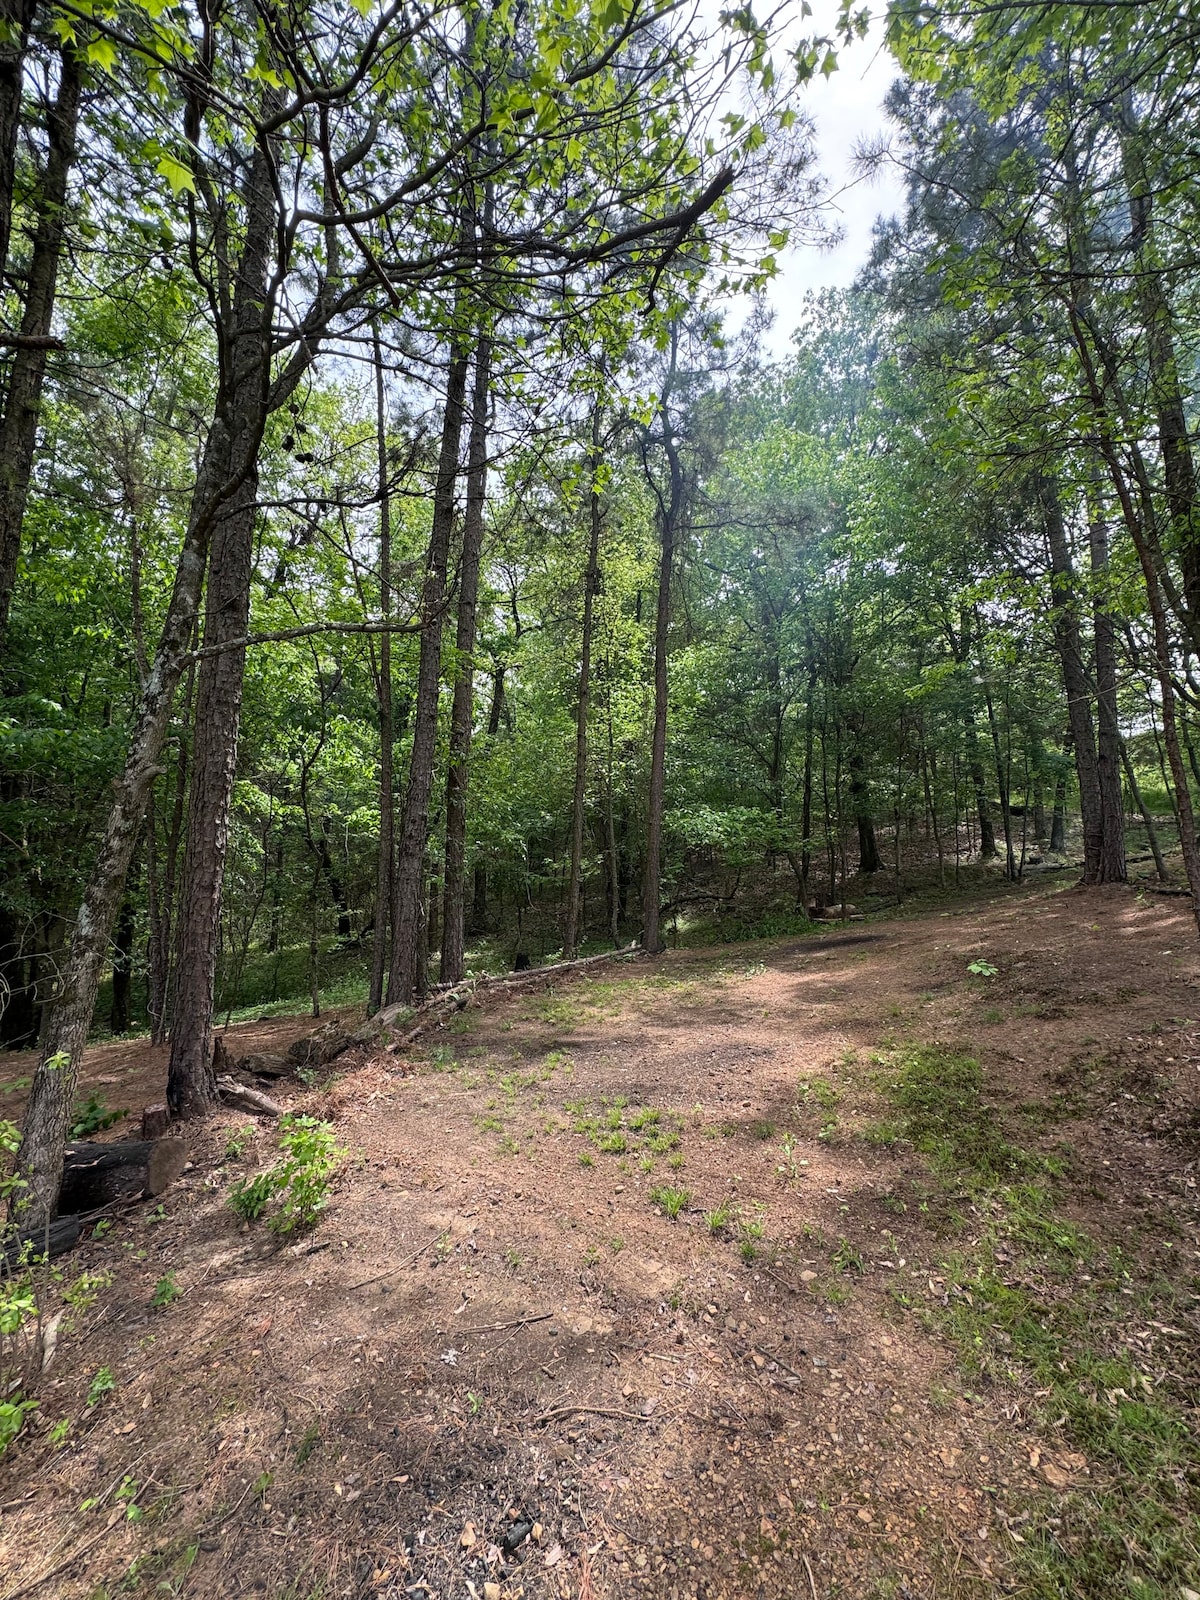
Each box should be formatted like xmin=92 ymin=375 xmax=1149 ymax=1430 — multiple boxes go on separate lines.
xmin=56 ymin=1137 xmax=189 ymax=1215
xmin=216 ymin=1075 xmax=283 ymax=1117
xmin=2 ymin=1215 xmax=81 ymax=1268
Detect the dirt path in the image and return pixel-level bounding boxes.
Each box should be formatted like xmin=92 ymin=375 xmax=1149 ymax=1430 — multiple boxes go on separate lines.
xmin=2 ymin=882 xmax=1197 ymax=1600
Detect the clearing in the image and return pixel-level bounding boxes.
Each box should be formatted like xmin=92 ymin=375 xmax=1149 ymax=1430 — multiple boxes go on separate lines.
xmin=1 ymin=879 xmax=1198 ymax=1600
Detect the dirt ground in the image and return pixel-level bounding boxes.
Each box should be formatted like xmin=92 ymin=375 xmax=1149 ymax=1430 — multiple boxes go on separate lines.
xmin=1 ymin=879 xmax=1197 ymax=1600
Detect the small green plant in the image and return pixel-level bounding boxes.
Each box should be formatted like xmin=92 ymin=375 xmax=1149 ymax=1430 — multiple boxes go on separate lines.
xmin=748 ymin=1118 xmax=775 ymax=1141
xmin=775 ymin=1132 xmax=806 ymax=1180
xmin=583 ymin=1244 xmax=601 ymax=1267
xmin=63 ymin=1269 xmax=112 ymax=1319
xmin=69 ymin=1092 xmax=125 ymax=1138
xmin=91 ymin=1218 xmax=112 ymax=1240
xmin=577 ymin=1151 xmax=594 ymax=1168
xmin=704 ymin=1200 xmax=733 ymax=1234
xmin=799 ymin=1076 xmax=839 ymax=1111
xmin=832 ymin=1237 xmax=864 ymax=1275
xmin=504 ymin=1249 xmax=522 ymax=1271
xmin=116 ymin=1476 xmax=143 ymax=1522
xmin=228 ymin=1115 xmax=345 ymax=1232
xmin=224 ymin=1125 xmax=256 ymax=1159
xmin=740 ymin=1238 xmax=759 ymax=1264
xmin=967 ymin=959 xmax=998 ymax=978
xmin=667 ymin=1152 xmax=685 ymax=1170
xmin=294 ymin=1421 xmax=321 ymax=1466
xmin=86 ymin=1366 xmax=116 ymax=1407
xmin=649 ymin=1185 xmax=690 ymax=1219
xmin=146 ymin=1202 xmax=168 ymax=1224
xmin=229 ymin=1171 xmax=273 ymax=1222
xmin=0 ymin=1396 xmax=37 ymax=1453
xmin=151 ymin=1273 xmax=182 ymax=1310
xmin=49 ymin=1417 xmax=71 ymax=1447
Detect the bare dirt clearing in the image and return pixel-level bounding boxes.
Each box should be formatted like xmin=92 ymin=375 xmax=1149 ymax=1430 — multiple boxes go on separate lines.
xmin=2 ymin=881 xmax=1198 ymax=1600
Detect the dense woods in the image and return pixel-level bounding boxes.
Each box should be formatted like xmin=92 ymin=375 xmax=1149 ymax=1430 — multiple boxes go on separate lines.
xmin=2 ymin=0 xmax=1200 ymax=1239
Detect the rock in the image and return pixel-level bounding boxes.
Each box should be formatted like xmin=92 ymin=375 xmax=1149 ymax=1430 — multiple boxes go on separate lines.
xmin=502 ymin=1520 xmax=532 ymax=1552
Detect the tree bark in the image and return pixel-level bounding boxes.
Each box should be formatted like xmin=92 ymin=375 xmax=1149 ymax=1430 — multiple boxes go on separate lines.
xmin=1119 ymin=738 xmax=1169 ymax=883
xmin=1086 ymin=496 xmax=1126 ymax=882
xmin=564 ymin=406 xmax=602 ymax=960
xmin=0 ymin=45 xmax=81 ymax=650
xmin=13 ymin=133 xmax=285 ymax=1223
xmin=1041 ymin=476 xmax=1105 ymax=883
xmin=368 ymin=319 xmax=395 ymax=1015
xmin=641 ymin=392 xmax=681 ymax=956
xmin=388 ymin=339 xmax=470 ymax=1005
xmin=0 ymin=0 xmax=37 ymax=290
xmin=441 ymin=333 xmax=491 ymax=982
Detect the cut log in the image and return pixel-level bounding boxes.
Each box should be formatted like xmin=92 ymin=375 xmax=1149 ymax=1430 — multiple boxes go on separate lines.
xmin=286 ymin=1023 xmax=356 ymax=1069
xmin=57 ymin=1137 xmax=189 ymax=1215
xmin=141 ymin=1102 xmax=171 ymax=1139
xmin=2 ymin=1215 xmax=81 ymax=1267
xmin=216 ymin=1075 xmax=282 ymax=1117
xmin=239 ymin=1053 xmax=290 ymax=1079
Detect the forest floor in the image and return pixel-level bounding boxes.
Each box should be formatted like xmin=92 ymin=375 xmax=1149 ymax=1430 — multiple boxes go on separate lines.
xmin=1 ymin=878 xmax=1198 ymax=1600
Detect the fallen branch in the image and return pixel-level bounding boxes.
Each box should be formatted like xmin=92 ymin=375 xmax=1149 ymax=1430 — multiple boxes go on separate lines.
xmin=346 ymin=1236 xmax=436 ymax=1292
xmin=454 ymin=1311 xmax=553 ymax=1337
xmin=216 ymin=1076 xmax=283 ymax=1117
xmin=533 ymin=1404 xmax=650 ymax=1426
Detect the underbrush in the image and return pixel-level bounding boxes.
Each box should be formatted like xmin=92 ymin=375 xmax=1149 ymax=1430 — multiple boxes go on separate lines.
xmin=880 ymin=1042 xmax=1199 ymax=1598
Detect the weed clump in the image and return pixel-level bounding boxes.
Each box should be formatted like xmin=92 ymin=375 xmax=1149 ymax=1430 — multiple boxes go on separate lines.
xmin=229 ymin=1114 xmax=344 ymax=1233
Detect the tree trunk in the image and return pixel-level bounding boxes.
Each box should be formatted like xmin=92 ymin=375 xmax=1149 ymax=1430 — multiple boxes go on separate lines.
xmin=1086 ymin=497 xmax=1126 ymax=882
xmin=964 ymin=711 xmax=996 ymax=859
xmin=1041 ymin=476 xmax=1105 ymax=882
xmin=0 ymin=0 xmax=37 ymax=292
xmin=1119 ymin=97 xmax=1200 ymax=638
xmin=0 ymin=45 xmax=81 ymax=649
xmin=1119 ymin=738 xmax=1169 ymax=883
xmin=564 ymin=407 xmax=602 ymax=960
xmin=388 ymin=340 xmax=470 ymax=1005
xmin=13 ymin=138 xmax=284 ymax=1224
xmin=110 ymin=888 xmax=136 ymax=1035
xmin=166 ymin=460 xmax=260 ymax=1118
xmin=441 ymin=334 xmax=492 ymax=982
xmin=368 ymin=322 xmax=395 ymax=1015
xmin=641 ymin=415 xmax=681 ymax=956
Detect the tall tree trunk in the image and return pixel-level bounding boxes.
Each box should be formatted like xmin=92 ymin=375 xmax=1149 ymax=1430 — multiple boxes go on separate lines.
xmin=0 ymin=45 xmax=81 ymax=650
xmin=641 ymin=417 xmax=681 ymax=956
xmin=1086 ymin=497 xmax=1126 ymax=882
xmin=166 ymin=456 xmax=259 ymax=1117
xmin=0 ymin=0 xmax=37 ymax=289
xmin=441 ymin=334 xmax=491 ymax=982
xmin=1119 ymin=738 xmax=1169 ymax=883
xmin=110 ymin=889 xmax=136 ymax=1035
xmin=388 ymin=340 xmax=469 ymax=1005
xmin=368 ymin=319 xmax=394 ymax=1015
xmin=1041 ymin=476 xmax=1105 ymax=882
xmin=849 ymin=748 xmax=879 ymax=875
xmin=963 ymin=711 xmax=996 ymax=859
xmin=13 ymin=134 xmax=289 ymax=1222
xmin=563 ymin=407 xmax=602 ymax=960
xmin=1119 ymin=97 xmax=1200 ymax=636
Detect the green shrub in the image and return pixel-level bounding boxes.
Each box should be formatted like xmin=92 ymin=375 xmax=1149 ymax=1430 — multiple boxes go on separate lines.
xmin=228 ymin=1115 xmax=345 ymax=1233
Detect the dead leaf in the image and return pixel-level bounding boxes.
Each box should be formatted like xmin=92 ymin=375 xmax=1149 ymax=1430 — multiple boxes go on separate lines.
xmin=544 ymin=1542 xmax=563 ymax=1567
xmin=461 ymin=1521 xmax=477 ymax=1549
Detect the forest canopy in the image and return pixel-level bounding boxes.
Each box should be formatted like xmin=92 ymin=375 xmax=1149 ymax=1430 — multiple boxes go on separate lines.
xmin=2 ymin=0 xmax=1200 ymax=1233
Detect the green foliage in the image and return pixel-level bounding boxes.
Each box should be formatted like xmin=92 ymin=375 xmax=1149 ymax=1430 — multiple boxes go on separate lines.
xmin=151 ymin=1273 xmax=182 ymax=1309
xmin=648 ymin=1185 xmax=690 ymax=1219
xmin=228 ymin=1116 xmax=345 ymax=1233
xmin=86 ymin=1366 xmax=117 ymax=1407
xmin=69 ymin=1093 xmax=126 ymax=1137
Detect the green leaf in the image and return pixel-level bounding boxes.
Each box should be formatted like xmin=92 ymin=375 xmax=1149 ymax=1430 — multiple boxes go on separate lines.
xmin=156 ymin=155 xmax=196 ymax=197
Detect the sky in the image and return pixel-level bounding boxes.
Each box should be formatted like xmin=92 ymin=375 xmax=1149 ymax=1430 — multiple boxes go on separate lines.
xmin=754 ymin=4 xmax=910 ymax=352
